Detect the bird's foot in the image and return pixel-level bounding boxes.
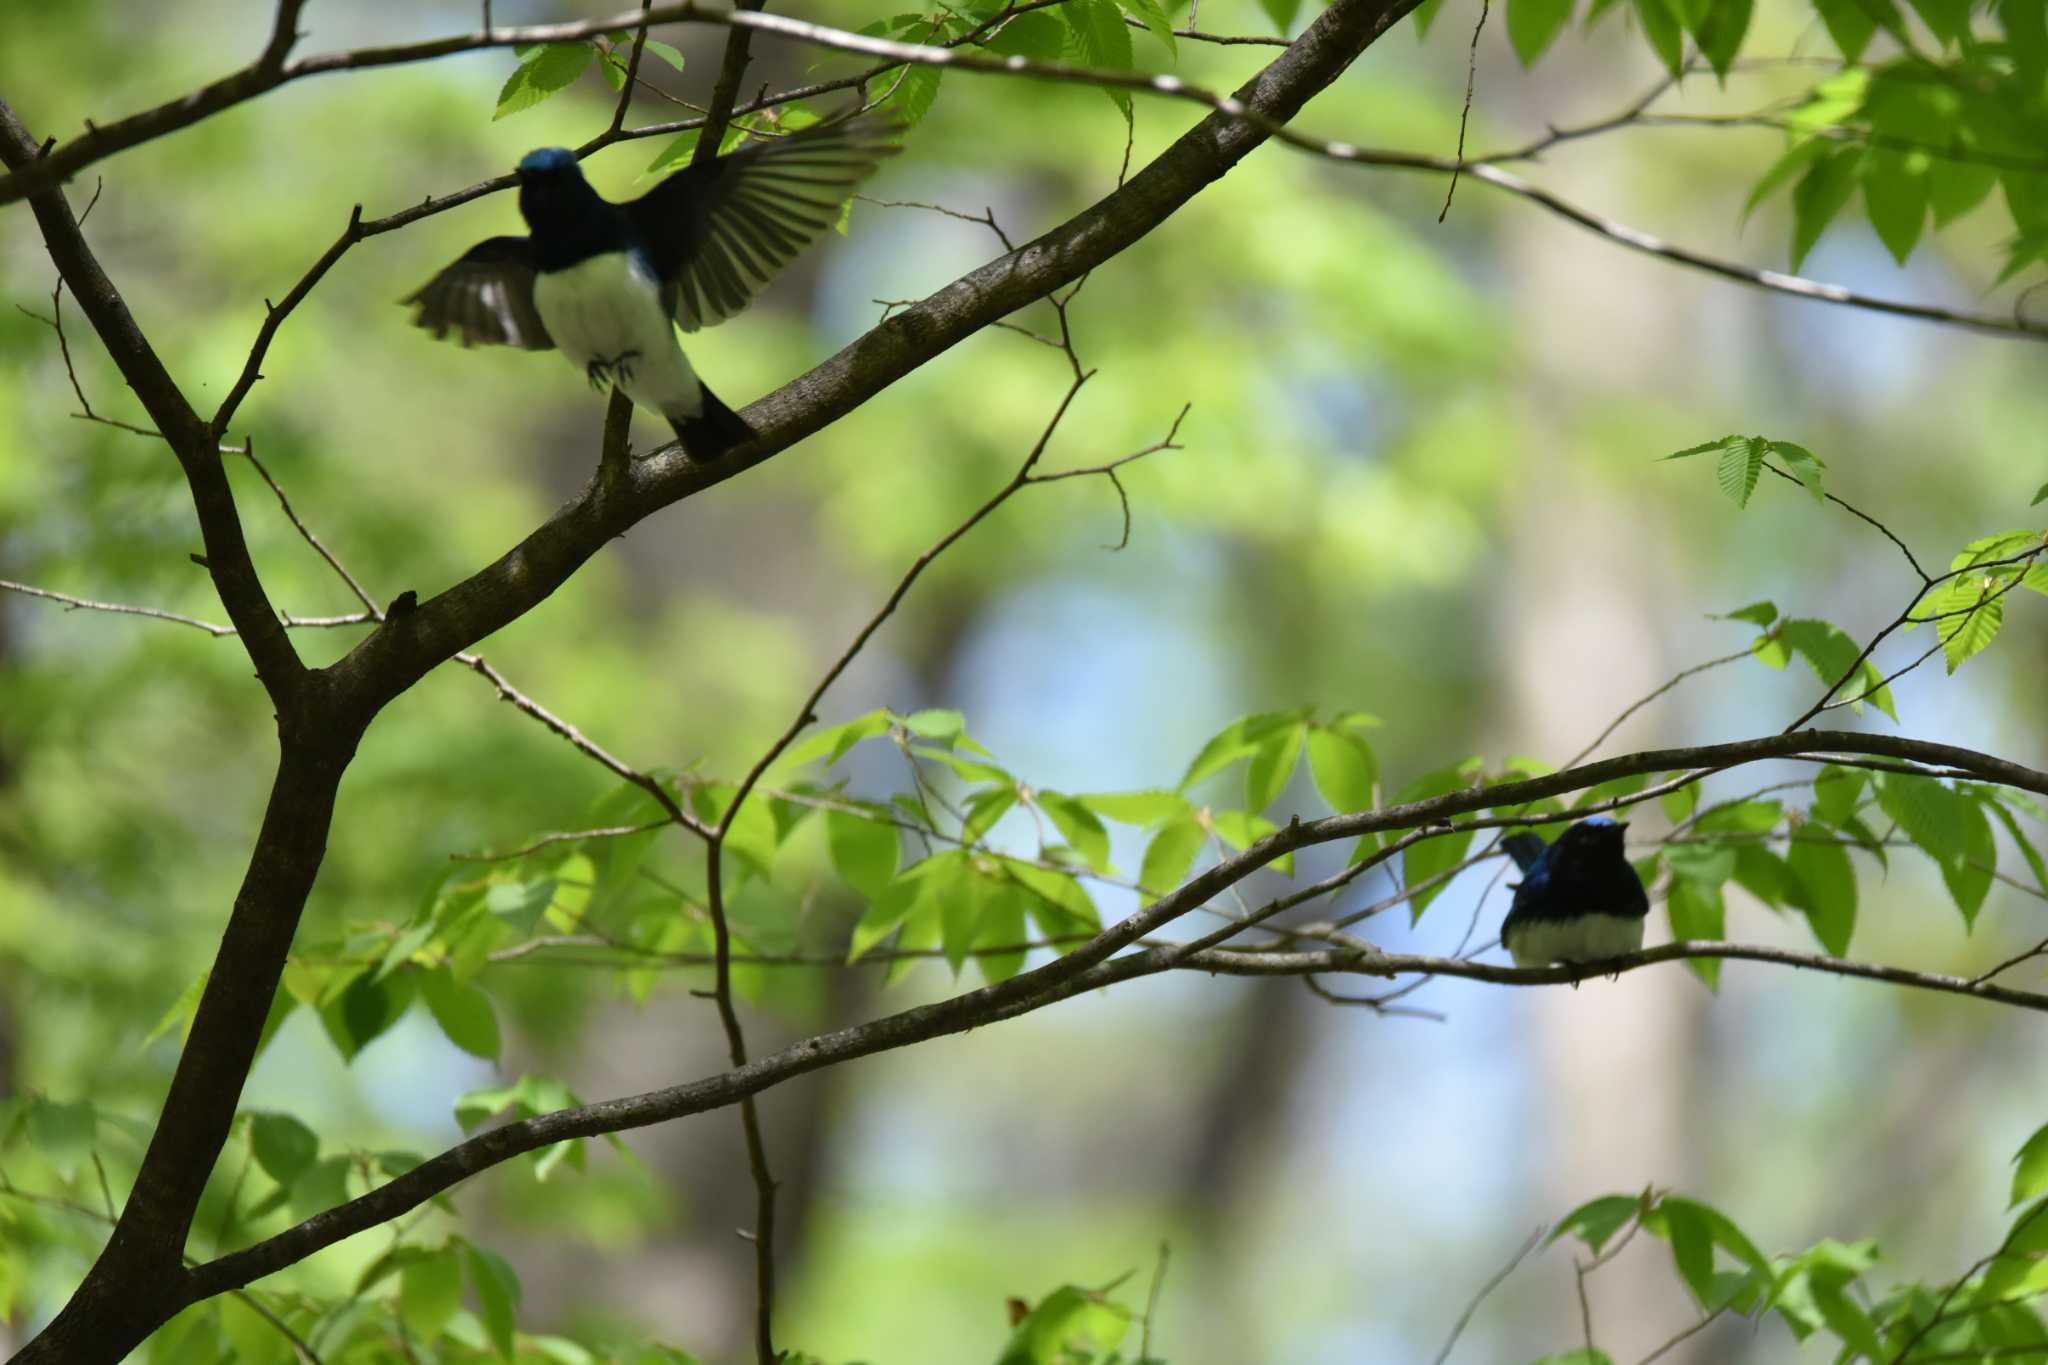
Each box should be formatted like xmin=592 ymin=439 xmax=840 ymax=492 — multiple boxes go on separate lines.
xmin=612 ymin=349 xmax=641 ymax=385
xmin=584 ymin=357 xmax=614 ymax=391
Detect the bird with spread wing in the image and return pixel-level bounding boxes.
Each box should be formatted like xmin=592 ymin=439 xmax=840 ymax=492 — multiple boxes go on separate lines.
xmin=405 ymin=113 xmax=899 ymax=461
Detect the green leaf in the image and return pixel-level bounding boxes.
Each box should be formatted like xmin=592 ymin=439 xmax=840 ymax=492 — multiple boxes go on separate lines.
xmin=1064 ymin=0 xmax=1136 ymax=118
xmin=2033 ymin=481 xmax=2048 ymax=507
xmin=2013 ymin=1123 xmax=2048 ymax=1208
xmin=1307 ymin=725 xmax=1379 ymax=813
xmin=962 ymin=786 xmax=1018 ymax=844
xmin=900 ymin=708 xmax=966 ymax=744
xmin=1933 ymin=572 xmax=2005 ymax=672
xmin=1812 ymin=0 xmax=1880 ymax=58
xmin=1179 ymin=708 xmax=1310 ymax=791
xmin=1257 ymin=0 xmax=1304 ymax=34
xmin=1694 ymin=0 xmax=1752 ymax=76
xmin=1664 ymin=839 xmax=1735 ymax=887
xmin=1077 ymin=790 xmax=1189 ymax=827
xmin=288 ymin=1155 xmax=351 ymax=1223
xmin=1717 ymin=435 xmax=1767 ymax=507
xmin=1985 ymin=1197 xmax=2048 ymax=1298
xmin=1786 ymin=832 xmax=1856 ymax=954
xmin=1662 ymin=781 xmax=1700 ymax=823
xmin=1718 ymin=599 xmax=1778 ymax=627
xmin=319 ymin=970 xmax=416 ymax=1064
xmin=1633 ymin=0 xmax=1685 ymax=72
xmin=872 ymin=61 xmax=943 ymax=125
xmin=1792 ymin=148 xmax=1865 ymax=270
xmin=465 ymin=1243 xmax=523 ymax=1359
xmin=1550 ymin=1193 xmax=1643 ymax=1253
xmin=401 ymin=1247 xmax=464 ymax=1342
xmin=1037 ymin=792 xmax=1112 ymax=872
xmin=1778 ymin=619 xmax=1896 ymax=719
xmin=145 ymin=970 xmax=208 ymax=1048
xmin=421 ymin=968 xmax=501 ymax=1061
xmin=1745 ymin=139 xmax=1831 ymax=220
xmin=996 ymin=1284 xmax=1132 ymax=1365
xmin=1404 ymin=826 xmax=1475 ymax=921
xmin=1244 ymin=720 xmax=1308 ymax=812
xmin=1768 ymin=440 xmax=1826 ymax=503
xmin=827 ymin=808 xmax=899 ymax=899
xmin=785 ymin=709 xmax=892 ymax=768
xmin=639 ymin=38 xmax=686 ymax=72
xmin=981 ymin=9 xmax=1066 ymax=59
xmin=1929 ymin=154 xmax=1998 ymax=225
xmin=250 ymin=1112 xmax=319 ymax=1187
xmin=1121 ymin=0 xmax=1178 ymax=55
xmin=1508 ymin=0 xmax=1576 ymax=62
xmin=1979 ymin=794 xmax=2048 ymax=896
xmin=1413 ymin=0 xmax=1448 ymax=34
xmin=1667 ymin=879 xmax=1725 ymax=988
xmin=848 ymin=875 xmax=926 ymax=962
xmin=1812 ymin=764 xmax=1868 ymax=825
xmin=1862 ymin=149 xmax=1928 ymax=263
xmin=495 ymin=43 xmax=594 ymax=120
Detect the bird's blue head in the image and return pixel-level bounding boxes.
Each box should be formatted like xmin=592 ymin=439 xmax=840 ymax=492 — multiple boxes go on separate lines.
xmin=517 ymin=147 xmax=580 ymax=177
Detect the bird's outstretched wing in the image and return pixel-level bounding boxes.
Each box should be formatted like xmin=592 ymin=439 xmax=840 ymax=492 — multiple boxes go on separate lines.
xmin=626 ymin=113 xmax=900 ymax=333
xmin=403 ymin=236 xmax=555 ymax=350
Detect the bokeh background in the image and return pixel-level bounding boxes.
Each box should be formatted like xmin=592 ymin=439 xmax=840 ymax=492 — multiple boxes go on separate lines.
xmin=3 ymin=0 xmax=2046 ymax=1360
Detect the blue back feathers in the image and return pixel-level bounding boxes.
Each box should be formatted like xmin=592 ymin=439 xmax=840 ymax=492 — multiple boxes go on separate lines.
xmin=518 ymin=147 xmax=579 ymax=175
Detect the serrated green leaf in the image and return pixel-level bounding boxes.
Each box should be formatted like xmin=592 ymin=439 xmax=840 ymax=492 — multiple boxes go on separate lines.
xmin=640 ymin=38 xmax=686 ymax=72
xmin=1121 ymin=0 xmax=1178 ymax=55
xmin=1792 ymin=148 xmax=1865 ymax=269
xmin=1065 ymin=0 xmax=1136 ymax=118
xmin=1768 ymin=440 xmax=1826 ymax=503
xmin=1717 ymin=435 xmax=1766 ymax=507
xmin=1549 ymin=1193 xmax=1643 ymax=1253
xmin=250 ymin=1111 xmax=319 ymax=1187
xmin=1695 ymin=0 xmax=1752 ymax=76
xmin=1811 ymin=764 xmax=1868 ymax=825
xmin=1745 ymin=139 xmax=1831 ymax=220
xmin=1718 ymin=599 xmax=1778 ymax=627
xmin=1862 ymin=149 xmax=1928 ymax=263
xmin=1142 ymin=816 xmax=1206 ymax=897
xmin=422 ymin=968 xmax=501 ymax=1060
xmin=1787 ymin=832 xmax=1856 ymax=954
xmin=1404 ymin=826 xmax=1475 ymax=921
xmin=2013 ymin=1124 xmax=2048 ymax=1208
xmin=1779 ymin=619 xmax=1896 ymax=719
xmin=465 ymin=1243 xmax=523 ymax=1358
xmin=319 ymin=970 xmax=416 ymax=1064
xmin=1307 ymin=726 xmax=1379 ymax=813
xmin=400 ymin=1247 xmax=464 ymax=1342
xmin=1667 ymin=879 xmax=1725 ymax=988
xmin=827 ymin=808 xmax=899 ymax=899
xmin=1633 ymin=0 xmax=1685 ymax=72
xmin=495 ymin=43 xmax=593 ymax=120
xmin=981 ymin=9 xmax=1066 ymax=59
xmin=1077 ymin=789 xmax=1189 ymax=827
xmin=1508 ymin=0 xmax=1576 ymax=62
xmin=1245 ymin=721 xmax=1307 ymax=812
xmin=1037 ymin=791 xmax=1112 ymax=872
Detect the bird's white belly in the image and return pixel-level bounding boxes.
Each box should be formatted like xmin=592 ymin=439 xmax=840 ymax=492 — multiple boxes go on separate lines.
xmin=1505 ymin=914 xmax=1644 ymax=968
xmin=532 ymin=254 xmax=702 ymax=416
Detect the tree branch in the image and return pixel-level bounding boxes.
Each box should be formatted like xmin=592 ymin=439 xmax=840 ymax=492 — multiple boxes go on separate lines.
xmin=182 ymin=727 xmax=2048 ymax=1297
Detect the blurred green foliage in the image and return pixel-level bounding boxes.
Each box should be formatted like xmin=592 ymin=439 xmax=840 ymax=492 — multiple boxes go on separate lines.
xmin=3 ymin=0 xmax=2048 ymax=1360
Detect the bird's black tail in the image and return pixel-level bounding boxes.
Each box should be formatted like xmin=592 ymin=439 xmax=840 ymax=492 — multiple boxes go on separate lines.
xmin=669 ymin=384 xmax=753 ymax=462
xmin=1501 ymin=832 xmax=1548 ymax=872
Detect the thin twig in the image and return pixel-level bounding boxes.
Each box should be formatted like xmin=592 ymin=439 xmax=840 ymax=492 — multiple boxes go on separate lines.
xmin=1431 ymin=1224 xmax=1547 ymax=1365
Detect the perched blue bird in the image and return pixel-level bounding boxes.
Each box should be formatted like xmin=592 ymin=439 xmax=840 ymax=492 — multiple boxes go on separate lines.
xmin=405 ymin=114 xmax=898 ymax=461
xmin=1498 ymin=817 xmax=1649 ymax=968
